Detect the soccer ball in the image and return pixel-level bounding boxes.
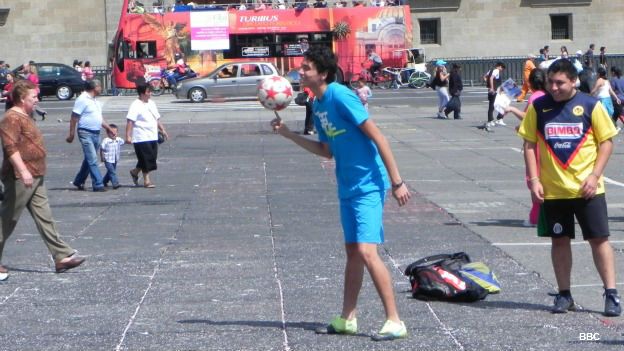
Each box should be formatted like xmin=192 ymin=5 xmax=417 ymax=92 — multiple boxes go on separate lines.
xmin=257 ymin=76 xmax=294 ymax=111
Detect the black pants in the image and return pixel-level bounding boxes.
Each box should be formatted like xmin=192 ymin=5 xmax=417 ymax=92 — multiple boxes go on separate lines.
xmin=444 ymin=95 xmax=461 ymax=119
xmin=304 ymin=101 xmax=314 ymax=133
xmin=613 ymin=98 xmax=622 ymax=125
xmin=487 ymin=91 xmax=503 ymax=122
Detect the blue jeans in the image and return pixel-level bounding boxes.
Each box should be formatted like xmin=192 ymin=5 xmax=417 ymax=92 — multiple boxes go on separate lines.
xmin=102 ymin=161 xmax=119 ymax=187
xmin=73 ymin=129 xmax=104 ymax=190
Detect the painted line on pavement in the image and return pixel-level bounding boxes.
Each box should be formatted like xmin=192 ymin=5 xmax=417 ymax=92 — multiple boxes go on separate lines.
xmin=570 ymin=282 xmax=624 ymax=288
xmin=604 ymin=176 xmax=624 ymax=188
xmin=0 ymin=287 xmax=20 ymax=305
xmin=493 ymin=240 xmax=624 ymax=246
xmin=510 ymin=147 xmax=624 ymax=188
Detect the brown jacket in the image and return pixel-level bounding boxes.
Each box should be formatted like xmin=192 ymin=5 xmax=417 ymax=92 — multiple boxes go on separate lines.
xmin=0 ymin=109 xmax=46 ymax=179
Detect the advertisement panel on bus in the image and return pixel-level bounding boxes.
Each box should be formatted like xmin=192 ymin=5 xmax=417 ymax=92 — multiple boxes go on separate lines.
xmin=112 ymin=6 xmax=412 ymax=89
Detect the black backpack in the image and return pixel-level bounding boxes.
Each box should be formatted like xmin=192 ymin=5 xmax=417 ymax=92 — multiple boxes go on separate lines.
xmin=404 ymin=252 xmax=488 ymax=302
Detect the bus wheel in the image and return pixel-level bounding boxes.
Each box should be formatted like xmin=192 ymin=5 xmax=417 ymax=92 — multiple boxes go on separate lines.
xmin=56 ymin=85 xmax=73 ymax=100
xmin=189 ymin=87 xmax=206 ymax=103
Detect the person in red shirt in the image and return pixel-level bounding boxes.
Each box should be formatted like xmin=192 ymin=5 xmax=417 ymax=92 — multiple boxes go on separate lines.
xmin=23 ymin=63 xmax=47 ymax=120
xmin=2 ymin=72 xmax=15 ymax=111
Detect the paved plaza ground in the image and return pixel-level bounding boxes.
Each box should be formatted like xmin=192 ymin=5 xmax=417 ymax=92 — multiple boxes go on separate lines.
xmin=0 ymin=90 xmax=623 ymax=350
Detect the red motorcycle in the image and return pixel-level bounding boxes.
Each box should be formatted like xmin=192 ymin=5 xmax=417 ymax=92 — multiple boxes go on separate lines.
xmin=349 ymin=61 xmax=392 ymax=89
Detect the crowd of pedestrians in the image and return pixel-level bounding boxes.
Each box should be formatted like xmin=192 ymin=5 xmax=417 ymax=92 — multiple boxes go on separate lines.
xmin=418 ymin=44 xmax=622 ymax=318
xmin=72 ymin=59 xmax=96 ymax=81
xmin=0 ymin=71 xmax=168 ymax=280
xmin=0 ymin=39 xmax=621 ymax=342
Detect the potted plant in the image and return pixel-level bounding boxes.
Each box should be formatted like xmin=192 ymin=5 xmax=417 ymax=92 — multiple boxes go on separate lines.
xmin=332 ymin=21 xmax=351 ymax=40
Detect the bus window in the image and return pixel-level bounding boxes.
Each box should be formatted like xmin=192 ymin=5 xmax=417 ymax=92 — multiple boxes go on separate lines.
xmin=115 ymin=33 xmax=127 ymax=72
xmin=137 ymin=41 xmax=157 ymax=58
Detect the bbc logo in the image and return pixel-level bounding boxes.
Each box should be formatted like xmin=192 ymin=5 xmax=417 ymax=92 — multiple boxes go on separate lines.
xmin=578 ymin=333 xmax=600 ymax=341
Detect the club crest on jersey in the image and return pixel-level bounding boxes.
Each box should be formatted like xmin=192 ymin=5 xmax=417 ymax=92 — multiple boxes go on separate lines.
xmin=544 ymin=122 xmax=583 ymax=140
xmin=572 ymin=105 xmax=584 ymax=116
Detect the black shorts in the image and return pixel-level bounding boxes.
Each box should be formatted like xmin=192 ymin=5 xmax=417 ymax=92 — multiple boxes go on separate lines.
xmin=539 ymin=194 xmax=609 ymax=240
xmin=133 ymin=141 xmax=158 ymax=172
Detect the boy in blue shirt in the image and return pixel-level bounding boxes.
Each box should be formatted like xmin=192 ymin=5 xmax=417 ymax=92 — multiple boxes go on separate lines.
xmin=272 ymin=46 xmax=411 ymax=341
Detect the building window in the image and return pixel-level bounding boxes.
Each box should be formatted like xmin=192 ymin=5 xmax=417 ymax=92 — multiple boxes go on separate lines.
xmin=419 ymin=18 xmax=440 ymax=45
xmin=551 ymin=14 xmax=572 ymax=40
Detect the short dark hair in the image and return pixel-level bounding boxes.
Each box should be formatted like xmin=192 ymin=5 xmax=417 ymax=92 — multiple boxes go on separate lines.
xmin=528 ymin=68 xmax=546 ymax=92
xmin=611 ymin=66 xmax=622 ymax=78
xmin=303 ymin=46 xmax=337 ymax=84
xmin=547 ymin=58 xmax=578 ymax=81
xmin=85 ymin=79 xmax=101 ymax=91
xmin=597 ymin=67 xmax=607 ymax=78
xmin=109 ymin=123 xmax=118 ymax=129
xmin=136 ymin=83 xmax=149 ymax=95
xmin=589 ymin=43 xmax=595 ymax=49
xmin=495 ymin=61 xmax=506 ymax=69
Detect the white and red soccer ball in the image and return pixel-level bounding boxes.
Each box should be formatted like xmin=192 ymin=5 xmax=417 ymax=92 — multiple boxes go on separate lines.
xmin=257 ymin=76 xmax=294 ymax=111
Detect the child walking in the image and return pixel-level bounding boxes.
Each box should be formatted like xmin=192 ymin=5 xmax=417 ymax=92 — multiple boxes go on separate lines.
xmin=355 ymin=77 xmax=372 ymax=110
xmin=100 ymin=123 xmax=124 ymax=189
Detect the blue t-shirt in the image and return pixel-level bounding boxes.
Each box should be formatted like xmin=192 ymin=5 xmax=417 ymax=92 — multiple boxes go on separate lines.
xmin=72 ymin=92 xmax=103 ymax=131
xmin=611 ymin=77 xmax=624 ymax=100
xmin=313 ymin=82 xmax=389 ymax=199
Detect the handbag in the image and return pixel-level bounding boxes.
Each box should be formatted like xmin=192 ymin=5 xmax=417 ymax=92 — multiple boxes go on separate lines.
xmin=294 ymin=92 xmax=309 ymax=106
xmin=158 ymin=130 xmax=166 ymax=144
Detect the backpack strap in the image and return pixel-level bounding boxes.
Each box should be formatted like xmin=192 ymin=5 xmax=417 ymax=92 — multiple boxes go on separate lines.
xmin=404 ymin=252 xmax=471 ymax=276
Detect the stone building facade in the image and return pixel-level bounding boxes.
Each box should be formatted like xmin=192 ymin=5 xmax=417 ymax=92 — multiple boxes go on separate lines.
xmin=410 ymin=0 xmax=621 ymax=60
xmin=0 ymin=0 xmax=123 ymax=67
xmin=0 ymin=0 xmax=619 ymax=67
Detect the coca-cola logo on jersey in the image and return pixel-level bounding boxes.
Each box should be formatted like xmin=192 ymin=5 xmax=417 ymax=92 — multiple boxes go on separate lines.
xmin=553 ymin=141 xmax=572 ymax=149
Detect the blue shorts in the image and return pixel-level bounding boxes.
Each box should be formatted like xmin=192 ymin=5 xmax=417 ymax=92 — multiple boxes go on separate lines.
xmin=339 ymin=191 xmax=385 ymax=244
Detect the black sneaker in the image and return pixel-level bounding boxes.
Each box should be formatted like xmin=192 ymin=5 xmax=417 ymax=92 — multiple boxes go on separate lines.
xmin=604 ymin=292 xmax=622 ymax=317
xmin=550 ymin=293 xmax=575 ymax=313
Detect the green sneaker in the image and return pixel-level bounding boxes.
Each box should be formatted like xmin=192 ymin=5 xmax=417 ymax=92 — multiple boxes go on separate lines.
xmin=315 ymin=316 xmax=357 ymax=335
xmin=371 ymin=320 xmax=407 ymax=341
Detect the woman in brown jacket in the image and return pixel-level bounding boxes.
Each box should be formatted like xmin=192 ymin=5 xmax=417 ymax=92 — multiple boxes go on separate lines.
xmin=0 ymin=80 xmax=85 ymax=281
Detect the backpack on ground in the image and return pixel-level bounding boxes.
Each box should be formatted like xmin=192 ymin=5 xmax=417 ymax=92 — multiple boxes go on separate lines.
xmin=404 ymin=252 xmax=500 ymax=302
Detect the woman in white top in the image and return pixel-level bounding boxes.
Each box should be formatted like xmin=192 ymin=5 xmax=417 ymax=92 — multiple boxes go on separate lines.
xmin=591 ymin=67 xmax=620 ymax=118
xmin=125 ymin=84 xmax=169 ymax=188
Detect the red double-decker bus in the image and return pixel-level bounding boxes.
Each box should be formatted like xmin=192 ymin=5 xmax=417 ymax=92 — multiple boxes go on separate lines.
xmin=111 ymin=1 xmax=412 ymax=89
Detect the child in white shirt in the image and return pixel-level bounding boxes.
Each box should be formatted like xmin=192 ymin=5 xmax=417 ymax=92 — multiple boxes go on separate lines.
xmin=355 ymin=78 xmax=372 ymax=110
xmin=100 ymin=124 xmax=125 ymax=189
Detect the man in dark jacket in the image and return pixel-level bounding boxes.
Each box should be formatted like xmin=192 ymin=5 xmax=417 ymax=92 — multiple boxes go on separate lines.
xmin=444 ymin=64 xmax=463 ymax=119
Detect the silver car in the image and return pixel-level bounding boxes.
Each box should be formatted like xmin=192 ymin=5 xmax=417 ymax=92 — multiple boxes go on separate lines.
xmin=175 ymin=62 xmax=279 ymax=103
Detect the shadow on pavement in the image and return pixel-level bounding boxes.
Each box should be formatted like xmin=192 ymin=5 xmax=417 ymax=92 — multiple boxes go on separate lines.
xmin=469 ymin=219 xmax=531 ymax=228
xmin=178 ymin=319 xmax=373 ymax=338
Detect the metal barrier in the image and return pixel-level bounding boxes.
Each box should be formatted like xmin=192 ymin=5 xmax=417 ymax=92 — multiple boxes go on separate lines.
xmin=93 ymin=67 xmax=113 ymax=95
xmin=93 ymin=66 xmax=135 ymax=96
xmin=93 ymin=55 xmax=624 ymax=95
xmin=433 ymin=54 xmax=624 ymax=87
